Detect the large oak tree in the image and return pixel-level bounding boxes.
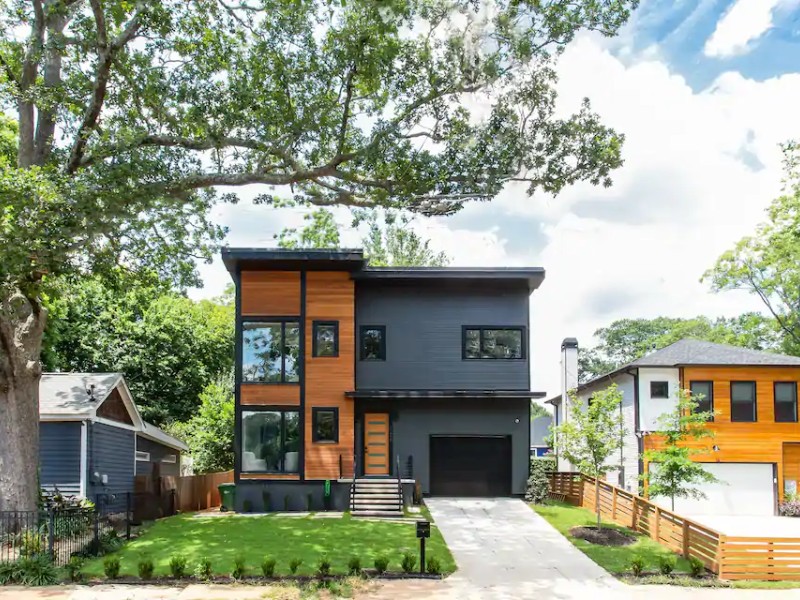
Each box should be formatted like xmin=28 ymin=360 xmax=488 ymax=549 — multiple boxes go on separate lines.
xmin=0 ymin=0 xmax=635 ymax=511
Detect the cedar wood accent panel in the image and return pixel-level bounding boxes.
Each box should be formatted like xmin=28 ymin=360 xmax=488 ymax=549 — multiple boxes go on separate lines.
xmin=304 ymin=271 xmax=355 ymax=480
xmin=96 ymin=388 xmax=134 ymax=425
xmin=644 ymin=365 xmax=800 ymax=502
xmin=240 ymin=384 xmax=300 ymax=406
xmin=240 ymin=271 xmax=301 ymax=316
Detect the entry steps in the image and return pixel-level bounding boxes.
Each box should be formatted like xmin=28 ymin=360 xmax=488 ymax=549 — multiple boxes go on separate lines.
xmin=350 ymin=478 xmax=404 ymax=518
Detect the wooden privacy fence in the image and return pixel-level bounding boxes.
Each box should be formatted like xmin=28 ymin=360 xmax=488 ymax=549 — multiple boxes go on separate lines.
xmin=135 ymin=470 xmax=233 ymax=513
xmin=547 ymin=472 xmax=800 ymax=580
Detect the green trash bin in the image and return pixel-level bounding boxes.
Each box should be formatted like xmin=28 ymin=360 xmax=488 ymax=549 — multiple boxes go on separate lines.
xmin=218 ymin=483 xmax=236 ymax=512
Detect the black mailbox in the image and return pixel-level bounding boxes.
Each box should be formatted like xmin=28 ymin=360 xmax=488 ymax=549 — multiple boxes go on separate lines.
xmin=416 ymin=520 xmax=431 ymax=539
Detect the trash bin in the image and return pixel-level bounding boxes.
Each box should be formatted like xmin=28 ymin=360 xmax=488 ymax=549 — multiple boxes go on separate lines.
xmin=218 ymin=483 xmax=236 ymax=512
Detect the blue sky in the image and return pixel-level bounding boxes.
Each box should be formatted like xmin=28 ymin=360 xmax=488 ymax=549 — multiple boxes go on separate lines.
xmin=192 ymin=0 xmax=800 ymax=396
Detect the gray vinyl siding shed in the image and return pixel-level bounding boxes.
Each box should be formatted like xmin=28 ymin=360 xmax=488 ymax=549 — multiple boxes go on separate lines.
xmin=87 ymin=422 xmax=135 ymax=509
xmin=135 ymin=436 xmax=181 ymax=477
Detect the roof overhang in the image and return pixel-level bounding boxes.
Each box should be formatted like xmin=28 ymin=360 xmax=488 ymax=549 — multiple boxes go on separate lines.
xmin=346 ymin=389 xmax=547 ymax=400
xmin=352 ymin=267 xmax=545 ymax=293
xmin=138 ymin=423 xmax=189 ymax=452
xmin=222 ymin=247 xmax=367 ymax=275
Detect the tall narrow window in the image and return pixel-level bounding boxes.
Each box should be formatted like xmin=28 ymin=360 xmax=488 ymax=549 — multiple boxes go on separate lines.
xmin=312 ymin=321 xmax=339 ymax=357
xmin=730 ymin=381 xmax=757 ymax=422
xmin=312 ymin=408 xmax=338 ymax=443
xmin=463 ymin=327 xmax=525 ymax=359
xmin=241 ymin=410 xmax=300 ymax=473
xmin=775 ymin=382 xmax=798 ymax=423
xmin=242 ymin=321 xmax=300 ymax=383
xmin=690 ymin=381 xmax=714 ymax=421
xmin=360 ymin=326 xmax=386 ymax=360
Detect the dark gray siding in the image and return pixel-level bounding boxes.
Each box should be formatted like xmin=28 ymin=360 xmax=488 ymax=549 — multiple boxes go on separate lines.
xmin=356 ymin=282 xmax=530 ymax=390
xmin=39 ymin=421 xmax=82 ymax=496
xmin=135 ymin=436 xmax=181 ymax=477
xmin=88 ymin=422 xmax=135 ymax=508
xmin=360 ymin=398 xmax=529 ymax=495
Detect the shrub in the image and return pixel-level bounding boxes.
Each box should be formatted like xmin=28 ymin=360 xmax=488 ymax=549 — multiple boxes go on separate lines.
xmin=400 ymin=551 xmax=417 ymax=574
xmin=688 ymin=556 xmax=705 ymax=578
xmin=657 ymin=555 xmax=676 ymax=575
xmin=262 ymin=491 xmax=271 ymax=512
xmin=373 ymin=555 xmax=389 ymax=575
xmin=18 ymin=530 xmax=44 ymax=557
xmin=0 ymin=561 xmax=23 ymax=585
xmin=231 ymin=555 xmax=247 ymax=580
xmin=284 ymin=495 xmax=290 ymax=511
xmin=425 ymin=556 xmax=442 ymax=575
xmin=288 ymin=557 xmax=302 ymax=574
xmin=316 ymin=555 xmax=332 ymax=577
xmin=261 ymin=556 xmax=276 ymax=577
xmin=194 ymin=557 xmax=213 ymax=581
xmin=307 ymin=493 xmax=314 ymax=512
xmin=347 ymin=556 xmax=361 ymax=576
xmin=103 ymin=555 xmax=121 ymax=579
xmin=242 ymin=499 xmax=253 ymax=513
xmin=169 ymin=554 xmax=188 ymax=579
xmin=64 ymin=556 xmax=85 ymax=582
xmin=779 ymin=500 xmax=800 ymax=517
xmin=629 ymin=556 xmax=645 ymax=577
xmin=138 ymin=556 xmax=155 ymax=580
xmin=525 ymin=458 xmax=556 ymax=504
xmin=18 ymin=555 xmax=59 ymax=586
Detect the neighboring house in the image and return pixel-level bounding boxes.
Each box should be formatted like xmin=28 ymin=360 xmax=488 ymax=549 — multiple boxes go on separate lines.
xmin=530 ymin=414 xmax=553 ymax=457
xmin=222 ymin=248 xmax=546 ymax=514
xmin=39 ymin=373 xmax=188 ymax=506
xmin=547 ymin=338 xmax=800 ymax=516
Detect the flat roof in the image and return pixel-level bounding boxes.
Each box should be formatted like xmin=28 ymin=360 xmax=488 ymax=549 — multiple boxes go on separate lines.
xmin=346 ymin=390 xmax=547 ymax=399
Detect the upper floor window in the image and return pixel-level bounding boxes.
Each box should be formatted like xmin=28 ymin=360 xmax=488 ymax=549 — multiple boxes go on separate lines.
xmin=650 ymin=381 xmax=669 ymax=399
xmin=241 ymin=409 xmax=300 ymax=473
xmin=360 ymin=326 xmax=386 ymax=361
xmin=312 ymin=321 xmax=339 ymax=357
xmin=689 ymin=381 xmax=714 ymax=421
xmin=775 ymin=382 xmax=798 ymax=423
xmin=730 ymin=381 xmax=757 ymax=422
xmin=463 ymin=327 xmax=525 ymax=359
xmin=242 ymin=321 xmax=300 ymax=383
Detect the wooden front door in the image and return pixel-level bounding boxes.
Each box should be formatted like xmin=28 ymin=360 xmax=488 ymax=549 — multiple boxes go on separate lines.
xmin=364 ymin=413 xmax=390 ymax=475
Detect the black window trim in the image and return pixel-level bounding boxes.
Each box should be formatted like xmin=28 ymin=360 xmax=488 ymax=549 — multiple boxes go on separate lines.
xmin=311 ymin=407 xmax=339 ymax=443
xmin=461 ymin=325 xmax=527 ymax=360
xmin=774 ymin=381 xmax=798 ymax=423
xmin=689 ymin=380 xmax=715 ymax=422
xmin=240 ymin=317 xmax=302 ymax=385
xmin=650 ymin=380 xmax=669 ymax=399
xmin=240 ymin=407 xmax=301 ymax=474
xmin=359 ymin=325 xmax=386 ymax=361
xmin=730 ymin=381 xmax=758 ymax=423
xmin=312 ymin=320 xmax=339 ymax=358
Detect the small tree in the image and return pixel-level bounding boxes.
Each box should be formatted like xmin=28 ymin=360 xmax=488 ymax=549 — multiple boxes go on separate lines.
xmin=642 ymin=388 xmax=718 ymax=511
xmin=552 ymin=384 xmax=626 ymax=528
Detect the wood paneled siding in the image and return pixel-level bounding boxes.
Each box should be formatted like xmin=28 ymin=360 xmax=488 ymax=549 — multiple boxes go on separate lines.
xmin=304 ymin=272 xmax=355 ymax=480
xmin=39 ymin=421 xmax=82 ymax=496
xmin=96 ymin=388 xmax=134 ymax=425
xmin=240 ymin=271 xmax=300 ymax=316
xmin=644 ymin=365 xmax=800 ymax=502
xmin=240 ymin=384 xmax=300 ymax=406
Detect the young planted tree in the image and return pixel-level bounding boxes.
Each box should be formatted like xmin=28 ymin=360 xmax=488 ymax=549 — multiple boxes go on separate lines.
xmin=642 ymin=388 xmax=718 ymax=511
xmin=0 ymin=0 xmax=636 ymax=511
xmin=552 ymin=384 xmax=626 ymax=528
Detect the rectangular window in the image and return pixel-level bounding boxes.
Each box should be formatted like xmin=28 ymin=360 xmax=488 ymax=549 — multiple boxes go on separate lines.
xmin=312 ymin=407 xmax=339 ymax=443
xmin=241 ymin=410 xmax=300 ymax=473
xmin=775 ymin=382 xmax=798 ymax=423
xmin=312 ymin=321 xmax=339 ymax=357
xmin=689 ymin=381 xmax=714 ymax=421
xmin=161 ymin=454 xmax=177 ymax=464
xmin=242 ymin=321 xmax=300 ymax=383
xmin=360 ymin=326 xmax=386 ymax=360
xmin=650 ymin=381 xmax=669 ymax=398
xmin=463 ymin=327 xmax=525 ymax=359
xmin=730 ymin=381 xmax=757 ymax=422
xmin=135 ymin=451 xmax=150 ymax=461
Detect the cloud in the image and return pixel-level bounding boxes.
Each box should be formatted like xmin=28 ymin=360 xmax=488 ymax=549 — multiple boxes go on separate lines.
xmin=704 ymin=0 xmax=796 ymax=58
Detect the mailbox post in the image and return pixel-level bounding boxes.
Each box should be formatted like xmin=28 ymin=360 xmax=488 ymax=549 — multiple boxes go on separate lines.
xmin=416 ymin=520 xmax=431 ymax=574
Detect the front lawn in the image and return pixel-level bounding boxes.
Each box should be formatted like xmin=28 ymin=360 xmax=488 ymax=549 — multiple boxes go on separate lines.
xmin=83 ymin=512 xmax=454 ymax=578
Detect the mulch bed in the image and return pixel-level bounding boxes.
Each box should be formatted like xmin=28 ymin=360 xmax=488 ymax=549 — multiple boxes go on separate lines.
xmin=87 ymin=572 xmax=444 ymax=586
xmin=569 ymin=526 xmax=635 ymax=546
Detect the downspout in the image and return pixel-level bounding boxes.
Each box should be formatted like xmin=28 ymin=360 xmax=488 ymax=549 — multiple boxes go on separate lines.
xmin=627 ymin=367 xmax=643 ymax=495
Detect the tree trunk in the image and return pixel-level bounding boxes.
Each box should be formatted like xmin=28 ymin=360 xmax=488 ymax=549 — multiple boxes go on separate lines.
xmin=0 ymin=287 xmax=46 ymax=513
xmin=595 ymin=477 xmax=601 ymax=529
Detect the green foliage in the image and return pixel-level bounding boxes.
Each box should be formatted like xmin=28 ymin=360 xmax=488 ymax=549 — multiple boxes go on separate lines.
xmin=526 ymin=458 xmax=556 ymax=504
xmin=242 ymin=500 xmax=253 ymax=513
xmin=261 ymin=556 xmax=276 ymax=577
xmin=307 ymin=493 xmax=313 ymax=512
xmin=103 ymin=555 xmax=121 ymax=579
xmin=401 ymin=551 xmax=417 ymax=573
xmin=262 ymin=491 xmax=271 ymax=512
xmin=64 ymin=556 xmax=85 ymax=582
xmin=231 ymin=555 xmax=247 ymax=580
xmin=658 ymin=555 xmax=676 ymax=575
xmin=551 ymin=385 xmax=626 ymax=527
xmin=425 ymin=556 xmax=442 ymax=575
xmin=347 ymin=556 xmax=361 ymax=575
xmin=288 ymin=557 xmax=302 ymax=575
xmin=530 ymin=402 xmax=550 ymax=420
xmin=688 ymin=556 xmax=706 ymax=578
xmin=137 ymin=556 xmax=155 ymax=580
xmin=629 ymin=556 xmax=645 ymax=577
xmin=169 ymin=554 xmax=188 ymax=578
xmin=18 ymin=530 xmax=44 ymax=557
xmin=16 ymin=556 xmax=59 ymax=586
xmin=194 ymin=557 xmax=213 ymax=581
xmin=275 ymin=209 xmax=341 ymax=249
xmin=0 ymin=561 xmax=23 ymax=585
xmin=373 ymin=555 xmax=389 ymax=574
xmin=642 ymin=389 xmax=718 ymax=511
xmin=316 ymin=555 xmax=332 ymax=577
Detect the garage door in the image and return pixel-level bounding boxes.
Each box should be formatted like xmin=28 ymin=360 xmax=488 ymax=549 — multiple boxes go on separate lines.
xmin=649 ymin=463 xmax=776 ymax=516
xmin=429 ymin=435 xmax=511 ymax=496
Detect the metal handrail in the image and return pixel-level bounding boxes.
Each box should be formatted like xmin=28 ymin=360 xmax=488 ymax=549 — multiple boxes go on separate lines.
xmin=349 ymin=454 xmax=357 ymax=512
xmin=395 ymin=454 xmax=403 ymax=510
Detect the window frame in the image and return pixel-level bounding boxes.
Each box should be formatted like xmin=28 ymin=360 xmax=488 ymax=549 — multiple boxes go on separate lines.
xmin=241 ymin=318 xmax=301 ymax=384
xmin=240 ymin=407 xmax=301 ymax=474
xmin=312 ymin=320 xmax=339 ymax=358
xmin=650 ymin=381 xmax=669 ymax=399
xmin=689 ymin=380 xmax=715 ymax=421
xmin=359 ymin=325 xmax=386 ymax=361
xmin=135 ymin=451 xmax=150 ymax=462
xmin=161 ymin=454 xmax=177 ymax=464
xmin=774 ymin=381 xmax=798 ymax=423
xmin=461 ymin=326 xmax=526 ymax=360
xmin=730 ymin=381 xmax=758 ymax=423
xmin=311 ymin=407 xmax=339 ymax=443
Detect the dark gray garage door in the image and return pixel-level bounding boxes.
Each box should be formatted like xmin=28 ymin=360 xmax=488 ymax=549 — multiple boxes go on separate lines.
xmin=429 ymin=435 xmax=512 ymax=496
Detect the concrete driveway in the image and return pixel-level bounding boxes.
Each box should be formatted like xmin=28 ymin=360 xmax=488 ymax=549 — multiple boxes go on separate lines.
xmin=687 ymin=514 xmax=800 ymax=538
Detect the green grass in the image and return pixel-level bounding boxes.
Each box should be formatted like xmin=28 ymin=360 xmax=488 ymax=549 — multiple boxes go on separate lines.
xmin=82 ymin=512 xmax=454 ymax=578
xmin=532 ymin=501 xmax=692 ymax=575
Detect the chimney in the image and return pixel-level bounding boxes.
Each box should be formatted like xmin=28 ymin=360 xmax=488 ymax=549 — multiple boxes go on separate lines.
xmin=558 ymin=338 xmax=579 ymax=471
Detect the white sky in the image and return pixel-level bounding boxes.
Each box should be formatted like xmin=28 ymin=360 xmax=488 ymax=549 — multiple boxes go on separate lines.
xmin=704 ymin=0 xmax=798 ymax=57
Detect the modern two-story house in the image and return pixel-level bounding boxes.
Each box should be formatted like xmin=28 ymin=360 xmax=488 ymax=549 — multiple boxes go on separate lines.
xmin=222 ymin=248 xmax=546 ymax=514
xmin=548 ymin=338 xmax=800 ymax=517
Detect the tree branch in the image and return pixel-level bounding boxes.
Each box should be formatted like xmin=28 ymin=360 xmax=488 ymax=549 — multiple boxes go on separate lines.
xmin=34 ymin=9 xmax=69 ymax=163
xmin=18 ymin=0 xmax=45 ymax=167
xmin=337 ymin=63 xmax=357 ymax=156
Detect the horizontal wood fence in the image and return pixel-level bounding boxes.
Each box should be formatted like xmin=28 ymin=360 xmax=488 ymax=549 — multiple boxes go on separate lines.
xmin=549 ymin=472 xmax=800 ymax=580
xmin=135 ymin=470 xmax=233 ymax=513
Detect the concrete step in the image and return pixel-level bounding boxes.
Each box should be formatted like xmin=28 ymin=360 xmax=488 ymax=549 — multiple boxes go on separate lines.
xmin=352 ymin=510 xmax=404 ymax=518
xmin=352 ymin=500 xmax=402 ymax=508
xmin=353 ymin=484 xmax=400 ymax=491
xmin=352 ymin=493 xmax=401 ymax=500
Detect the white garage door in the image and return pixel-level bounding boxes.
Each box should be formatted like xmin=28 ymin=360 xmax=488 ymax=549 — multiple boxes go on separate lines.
xmin=650 ymin=463 xmax=776 ymax=516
